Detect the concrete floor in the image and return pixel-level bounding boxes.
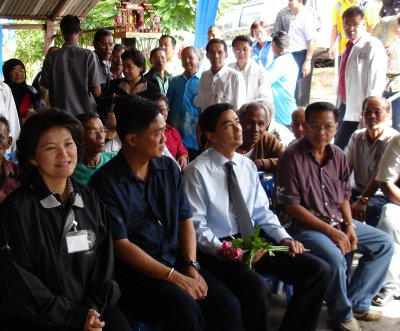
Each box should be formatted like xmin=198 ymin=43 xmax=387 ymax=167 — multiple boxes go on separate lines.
xmin=269 ymin=292 xmax=400 ymax=331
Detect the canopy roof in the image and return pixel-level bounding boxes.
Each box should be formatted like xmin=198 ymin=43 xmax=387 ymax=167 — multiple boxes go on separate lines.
xmin=0 ymin=0 xmax=100 ymax=21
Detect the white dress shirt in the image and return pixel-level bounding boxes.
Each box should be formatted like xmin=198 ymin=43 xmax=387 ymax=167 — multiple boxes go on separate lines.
xmin=195 ymin=66 xmax=246 ymax=112
xmin=288 ymin=6 xmax=317 ymax=52
xmin=0 ymin=81 xmax=20 ymax=154
xmin=183 ymin=147 xmax=291 ymax=255
xmin=229 ymin=59 xmax=273 ymax=102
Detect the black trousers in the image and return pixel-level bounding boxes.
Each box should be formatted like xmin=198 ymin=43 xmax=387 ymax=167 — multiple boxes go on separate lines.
xmin=292 ymin=49 xmax=314 ymax=107
xmin=117 ymin=267 xmax=241 ymax=331
xmin=1 ymin=305 xmax=132 ymax=331
xmin=198 ymin=251 xmax=330 ymax=331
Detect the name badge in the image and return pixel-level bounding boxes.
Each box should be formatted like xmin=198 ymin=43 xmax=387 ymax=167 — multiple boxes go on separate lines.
xmin=66 ymin=230 xmax=89 ymax=253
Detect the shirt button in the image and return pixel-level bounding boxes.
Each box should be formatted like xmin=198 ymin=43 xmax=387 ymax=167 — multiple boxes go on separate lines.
xmin=322 ymin=185 xmax=325 ymax=189
xmin=325 ymin=202 xmax=328 ymax=206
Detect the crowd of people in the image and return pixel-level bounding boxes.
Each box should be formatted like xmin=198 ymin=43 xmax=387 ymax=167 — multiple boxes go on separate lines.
xmin=0 ymin=1 xmax=400 ymax=331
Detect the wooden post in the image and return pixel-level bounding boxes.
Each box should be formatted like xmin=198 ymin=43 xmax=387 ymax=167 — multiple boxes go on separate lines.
xmin=44 ymin=19 xmax=55 ymax=54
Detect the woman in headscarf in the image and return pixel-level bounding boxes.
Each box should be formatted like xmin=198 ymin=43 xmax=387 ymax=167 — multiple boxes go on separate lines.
xmin=3 ymin=58 xmax=42 ymax=124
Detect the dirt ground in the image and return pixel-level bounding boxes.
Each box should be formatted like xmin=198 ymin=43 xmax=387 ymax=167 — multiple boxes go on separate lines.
xmin=311 ymin=67 xmax=337 ymax=104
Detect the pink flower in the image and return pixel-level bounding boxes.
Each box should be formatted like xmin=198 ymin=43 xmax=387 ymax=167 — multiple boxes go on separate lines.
xmin=229 ymin=248 xmax=243 ymax=261
xmin=221 ymin=240 xmax=233 ymax=250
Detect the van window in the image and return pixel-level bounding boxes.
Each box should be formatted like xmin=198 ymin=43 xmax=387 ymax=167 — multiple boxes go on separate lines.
xmin=239 ymin=3 xmax=263 ymax=28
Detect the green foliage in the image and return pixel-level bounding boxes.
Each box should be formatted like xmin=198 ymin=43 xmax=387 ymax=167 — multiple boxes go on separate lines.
xmin=152 ymin=0 xmax=197 ymax=35
xmin=14 ymin=24 xmax=45 ymax=82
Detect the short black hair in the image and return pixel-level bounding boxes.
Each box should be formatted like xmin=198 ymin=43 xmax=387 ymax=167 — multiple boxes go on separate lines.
xmin=342 ymin=6 xmax=365 ymax=20
xmin=272 ymin=31 xmax=290 ymax=51
xmin=17 ymin=109 xmax=84 ymax=181
xmin=150 ymin=47 xmax=166 ymax=60
xmin=0 ymin=115 xmax=10 ymax=134
xmin=232 ymin=35 xmax=252 ymax=48
xmin=160 ymin=35 xmax=177 ymax=46
xmin=305 ymin=102 xmax=339 ymax=122
xmin=121 ymin=48 xmax=146 ymax=75
xmin=206 ymin=38 xmax=228 ymax=53
xmin=76 ymin=112 xmax=100 ymax=124
xmin=60 ymin=15 xmax=81 ymax=35
xmin=148 ymin=93 xmax=169 ymax=107
xmin=199 ymin=103 xmax=233 ymax=134
xmin=113 ymin=43 xmax=127 ymax=52
xmin=114 ymin=95 xmax=161 ymax=141
xmin=93 ymin=29 xmax=113 ymax=43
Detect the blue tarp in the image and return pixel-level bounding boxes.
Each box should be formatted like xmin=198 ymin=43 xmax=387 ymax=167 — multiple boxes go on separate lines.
xmin=194 ymin=0 xmax=219 ymax=48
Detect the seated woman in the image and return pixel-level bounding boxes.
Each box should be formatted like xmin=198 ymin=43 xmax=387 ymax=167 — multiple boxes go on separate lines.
xmin=0 ymin=109 xmax=131 ymax=331
xmin=236 ymin=101 xmax=285 ymax=173
xmin=107 ymin=48 xmax=160 ymax=100
xmin=3 ymin=58 xmax=42 ymax=124
xmin=0 ymin=115 xmax=19 ymax=204
xmin=150 ymin=93 xmax=189 ymax=170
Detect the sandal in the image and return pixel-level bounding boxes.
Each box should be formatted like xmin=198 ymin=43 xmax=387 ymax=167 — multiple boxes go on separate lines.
xmin=372 ymin=288 xmax=393 ymax=306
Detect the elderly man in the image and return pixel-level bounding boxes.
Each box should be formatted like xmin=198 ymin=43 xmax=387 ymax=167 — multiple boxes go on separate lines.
xmin=167 ymin=46 xmax=202 ymax=160
xmin=275 ymin=101 xmax=394 ymax=331
xmin=335 ymin=6 xmax=387 ymax=149
xmin=236 ymin=101 xmax=284 ymax=173
xmin=90 ymin=95 xmax=240 ymax=330
xmin=73 ymin=113 xmax=115 ymax=185
xmin=144 ymin=47 xmax=172 ymax=95
xmin=41 ymin=15 xmax=104 ymax=115
xmin=345 ymin=96 xmax=398 ymax=226
xmin=195 ymin=39 xmax=246 ymax=112
xmin=184 ymin=102 xmax=330 ymax=331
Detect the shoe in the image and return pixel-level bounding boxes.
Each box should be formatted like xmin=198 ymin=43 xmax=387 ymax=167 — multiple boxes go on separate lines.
xmin=353 ymin=309 xmax=382 ymax=321
xmin=372 ymin=288 xmax=393 ymax=306
xmin=336 ymin=318 xmax=361 ymax=331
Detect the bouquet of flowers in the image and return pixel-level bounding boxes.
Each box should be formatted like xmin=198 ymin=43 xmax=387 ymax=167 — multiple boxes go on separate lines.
xmin=217 ymin=225 xmax=291 ymax=270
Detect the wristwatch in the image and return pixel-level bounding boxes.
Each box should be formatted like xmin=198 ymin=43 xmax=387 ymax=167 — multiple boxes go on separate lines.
xmin=359 ymin=195 xmax=369 ymax=205
xmin=183 ymin=260 xmax=200 ymax=271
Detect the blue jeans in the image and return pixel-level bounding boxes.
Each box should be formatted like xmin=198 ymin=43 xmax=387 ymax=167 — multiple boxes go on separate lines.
xmin=294 ymin=221 xmax=393 ymax=321
xmin=383 ymin=90 xmax=400 ymax=132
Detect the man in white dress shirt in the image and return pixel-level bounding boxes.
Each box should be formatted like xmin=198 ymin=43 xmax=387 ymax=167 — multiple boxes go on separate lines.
xmin=229 ymin=35 xmax=273 ymax=102
xmin=195 ymin=39 xmax=246 ymax=112
xmin=183 ymin=102 xmax=330 ymax=331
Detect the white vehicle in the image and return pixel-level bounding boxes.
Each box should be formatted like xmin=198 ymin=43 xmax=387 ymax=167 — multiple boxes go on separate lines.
xmin=216 ymin=0 xmax=337 ymax=64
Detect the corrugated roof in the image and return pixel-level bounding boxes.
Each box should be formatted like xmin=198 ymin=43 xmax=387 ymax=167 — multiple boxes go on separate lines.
xmin=0 ymin=0 xmax=100 ymax=20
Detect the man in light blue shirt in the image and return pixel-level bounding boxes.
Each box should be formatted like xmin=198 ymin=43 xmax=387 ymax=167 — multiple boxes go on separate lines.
xmin=266 ymin=31 xmax=298 ymax=127
xmin=183 ymin=102 xmax=330 ymax=331
xmin=167 ymin=46 xmax=202 ymax=160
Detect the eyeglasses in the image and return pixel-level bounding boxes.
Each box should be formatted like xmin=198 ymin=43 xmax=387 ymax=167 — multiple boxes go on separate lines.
xmin=97 ymin=42 xmax=114 ymax=49
xmin=234 ymin=48 xmax=251 ymax=54
xmin=86 ymin=128 xmax=108 ymax=136
xmin=159 ymin=107 xmax=169 ymax=114
xmin=307 ymin=123 xmax=336 ymax=133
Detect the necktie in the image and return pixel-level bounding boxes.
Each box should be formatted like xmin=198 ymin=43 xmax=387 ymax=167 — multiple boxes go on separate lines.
xmin=338 ymin=40 xmax=355 ymax=101
xmin=225 ymin=161 xmax=254 ymax=237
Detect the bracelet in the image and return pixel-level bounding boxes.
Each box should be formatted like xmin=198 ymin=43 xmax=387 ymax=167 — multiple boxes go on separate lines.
xmin=166 ymin=267 xmax=174 ymax=281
